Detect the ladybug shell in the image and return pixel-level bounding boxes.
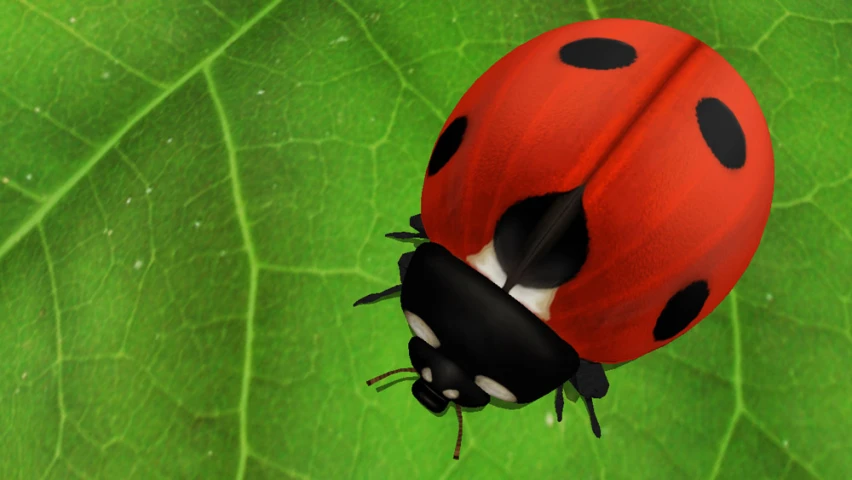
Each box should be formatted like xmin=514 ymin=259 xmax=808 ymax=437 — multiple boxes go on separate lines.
xmin=420 ymin=18 xmax=774 ymax=364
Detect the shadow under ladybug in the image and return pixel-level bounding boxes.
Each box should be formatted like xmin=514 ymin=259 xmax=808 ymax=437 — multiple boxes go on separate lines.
xmin=355 ymin=199 xmax=611 ymax=460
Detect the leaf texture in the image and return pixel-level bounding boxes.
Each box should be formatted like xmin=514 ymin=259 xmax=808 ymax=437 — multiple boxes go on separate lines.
xmin=0 ymin=0 xmax=849 ymax=479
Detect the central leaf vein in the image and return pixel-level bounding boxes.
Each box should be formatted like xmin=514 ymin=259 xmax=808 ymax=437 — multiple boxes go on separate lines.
xmin=203 ymin=66 xmax=259 ymax=480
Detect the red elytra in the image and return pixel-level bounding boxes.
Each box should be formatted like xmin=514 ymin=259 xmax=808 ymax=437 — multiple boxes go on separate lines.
xmin=419 ymin=18 xmax=774 ymax=364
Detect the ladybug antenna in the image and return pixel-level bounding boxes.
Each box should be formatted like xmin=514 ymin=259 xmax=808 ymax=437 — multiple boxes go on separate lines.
xmin=453 ymin=403 xmax=463 ymax=460
xmin=503 ymin=185 xmax=586 ymax=292
xmin=365 ymin=367 xmax=418 ymax=386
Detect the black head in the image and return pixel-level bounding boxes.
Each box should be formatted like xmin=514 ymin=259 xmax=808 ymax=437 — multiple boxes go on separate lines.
xmin=401 ymin=242 xmax=581 ymax=413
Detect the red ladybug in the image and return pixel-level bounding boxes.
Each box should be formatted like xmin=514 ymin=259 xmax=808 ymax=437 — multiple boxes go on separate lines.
xmin=355 ymin=18 xmax=773 ymax=459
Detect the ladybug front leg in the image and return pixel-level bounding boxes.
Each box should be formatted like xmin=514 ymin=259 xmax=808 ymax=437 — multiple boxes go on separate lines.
xmin=554 ymin=360 xmax=609 ymax=438
xmin=352 ymin=251 xmax=414 ymax=307
xmin=385 ymin=214 xmax=428 ymax=240
xmin=353 ymin=214 xmax=425 ymax=306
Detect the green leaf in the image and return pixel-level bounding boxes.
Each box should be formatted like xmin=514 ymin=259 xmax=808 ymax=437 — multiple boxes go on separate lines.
xmin=0 ymin=0 xmax=848 ymax=479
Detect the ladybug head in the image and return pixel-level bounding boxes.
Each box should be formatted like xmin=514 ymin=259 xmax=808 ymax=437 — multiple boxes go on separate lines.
xmin=398 ymin=241 xmax=581 ymax=413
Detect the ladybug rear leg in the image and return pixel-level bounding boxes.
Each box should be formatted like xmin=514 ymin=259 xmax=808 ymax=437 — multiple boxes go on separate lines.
xmin=555 ymin=360 xmax=609 ymax=438
xmin=385 ymin=214 xmax=428 ymax=240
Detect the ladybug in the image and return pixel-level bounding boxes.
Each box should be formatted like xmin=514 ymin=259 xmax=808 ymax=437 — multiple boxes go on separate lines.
xmin=354 ymin=18 xmax=774 ymax=459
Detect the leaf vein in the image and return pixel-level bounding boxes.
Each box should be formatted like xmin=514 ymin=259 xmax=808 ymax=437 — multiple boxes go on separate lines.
xmin=585 ymin=0 xmax=601 ymax=19
xmin=333 ymin=0 xmax=445 ymax=122
xmin=15 ymin=0 xmax=170 ymax=88
xmin=37 ymin=224 xmax=66 ymax=480
xmin=203 ymin=66 xmax=259 ymax=480
xmin=707 ymin=289 xmax=744 ymax=479
xmin=0 ymin=0 xmax=284 ymax=263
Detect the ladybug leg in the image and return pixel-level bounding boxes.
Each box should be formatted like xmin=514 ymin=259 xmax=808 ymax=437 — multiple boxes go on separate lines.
xmin=385 ymin=214 xmax=428 ymax=240
xmin=569 ymin=360 xmax=609 ymax=438
xmin=352 ymin=251 xmax=414 ymax=306
xmin=554 ymin=383 xmax=565 ymax=422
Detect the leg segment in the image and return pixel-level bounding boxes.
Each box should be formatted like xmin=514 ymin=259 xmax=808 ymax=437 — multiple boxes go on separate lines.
xmin=554 ymin=359 xmax=609 ymax=438
xmin=353 ymin=214 xmax=424 ymax=306
xmin=352 ymin=251 xmax=413 ymax=306
xmin=385 ymin=214 xmax=428 ymax=240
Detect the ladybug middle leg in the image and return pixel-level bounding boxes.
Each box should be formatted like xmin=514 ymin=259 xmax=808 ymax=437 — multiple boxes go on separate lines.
xmin=353 ymin=214 xmax=427 ymax=306
xmin=554 ymin=359 xmax=609 ymax=438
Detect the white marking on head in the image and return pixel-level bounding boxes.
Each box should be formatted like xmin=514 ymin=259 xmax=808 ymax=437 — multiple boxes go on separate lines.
xmin=466 ymin=241 xmax=558 ymax=320
xmin=404 ymin=310 xmax=440 ymax=348
xmin=474 ymin=375 xmax=517 ymax=403
xmin=442 ymin=389 xmax=459 ymax=399
xmin=421 ymin=367 xmax=433 ymax=383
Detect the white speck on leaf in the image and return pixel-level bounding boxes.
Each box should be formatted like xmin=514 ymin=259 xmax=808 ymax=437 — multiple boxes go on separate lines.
xmin=207 ymin=450 xmax=213 ymax=456
xmin=126 ymin=197 xmax=132 ymax=205
xmin=295 ymin=82 xmax=302 ymax=88
xmin=194 ymin=221 xmax=201 ymax=228
xmin=26 ymin=173 xmax=32 ymax=181
xmin=101 ymin=71 xmax=111 ymax=79
xmin=452 ymin=17 xmax=457 ymax=23
xmin=146 ymin=187 xmax=153 ymax=194
xmin=257 ymin=89 xmax=265 ymax=95
xmin=545 ymin=412 xmax=554 ymax=427
xmin=107 ymin=229 xmax=113 ymax=236
xmin=21 ymin=372 xmax=28 ymax=380
xmin=167 ymin=137 xmax=173 ymax=144
xmin=330 ymin=35 xmax=349 ymax=45
xmin=133 ymin=260 xmax=144 ymax=270
xmin=407 ymin=68 xmax=414 ymax=74
xmin=1 ymin=177 xmax=8 ymax=184
xmin=369 ymin=13 xmax=381 ymax=22
xmin=69 ymin=17 xmax=76 ymax=24
xmin=782 ymin=439 xmax=789 ymax=448
xmin=766 ymin=293 xmax=774 ymax=302
xmin=34 ymin=106 xmax=41 ymax=113
xmin=219 ymin=250 xmax=226 ymax=257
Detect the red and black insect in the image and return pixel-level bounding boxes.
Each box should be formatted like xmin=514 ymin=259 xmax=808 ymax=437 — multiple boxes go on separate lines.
xmin=355 ymin=18 xmax=774 ymax=460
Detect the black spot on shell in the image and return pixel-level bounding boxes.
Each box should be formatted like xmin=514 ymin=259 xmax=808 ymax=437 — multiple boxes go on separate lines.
xmin=493 ymin=188 xmax=589 ymax=289
xmin=559 ymin=38 xmax=637 ymax=70
xmin=696 ymin=98 xmax=746 ymax=169
xmin=427 ymin=116 xmax=467 ymax=176
xmin=653 ymin=281 xmax=710 ymax=341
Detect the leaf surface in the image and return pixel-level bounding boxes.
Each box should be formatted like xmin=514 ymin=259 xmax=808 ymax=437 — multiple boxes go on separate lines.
xmin=0 ymin=0 xmax=849 ymax=479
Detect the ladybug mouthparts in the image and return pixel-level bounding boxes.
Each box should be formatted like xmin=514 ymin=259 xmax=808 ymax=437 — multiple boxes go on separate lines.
xmin=408 ymin=336 xmax=490 ymax=412
xmin=411 ymin=378 xmax=447 ymax=413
